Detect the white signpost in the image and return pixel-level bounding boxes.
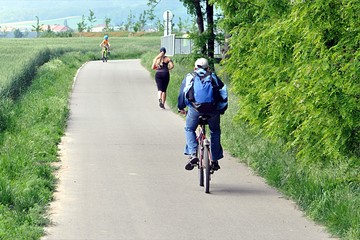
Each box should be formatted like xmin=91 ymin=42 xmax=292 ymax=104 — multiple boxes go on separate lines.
xmin=163 ymin=10 xmax=173 ymax=36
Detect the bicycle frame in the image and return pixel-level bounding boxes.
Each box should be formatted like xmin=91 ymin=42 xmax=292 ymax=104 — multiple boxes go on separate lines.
xmin=196 ymin=116 xmax=213 ymax=193
xmin=102 ymin=46 xmax=109 ymax=62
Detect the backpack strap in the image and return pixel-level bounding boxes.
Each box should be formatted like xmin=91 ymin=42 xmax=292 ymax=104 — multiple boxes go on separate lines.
xmin=190 ymin=71 xmax=197 ymax=80
xmin=192 ymin=71 xmax=214 ymax=82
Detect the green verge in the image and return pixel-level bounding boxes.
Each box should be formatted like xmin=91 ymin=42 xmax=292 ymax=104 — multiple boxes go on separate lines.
xmin=140 ymin=54 xmax=359 ymax=240
xmin=0 ymin=52 xmax=89 ymax=238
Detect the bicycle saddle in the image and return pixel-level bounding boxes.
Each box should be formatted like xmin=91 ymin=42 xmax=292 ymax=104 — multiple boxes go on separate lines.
xmin=199 ymin=115 xmax=211 ymax=125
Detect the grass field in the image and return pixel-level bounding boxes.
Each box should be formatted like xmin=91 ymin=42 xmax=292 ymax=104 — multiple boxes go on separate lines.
xmin=0 ymin=35 xmax=358 ymax=239
xmin=0 ymin=36 xmax=160 ymax=94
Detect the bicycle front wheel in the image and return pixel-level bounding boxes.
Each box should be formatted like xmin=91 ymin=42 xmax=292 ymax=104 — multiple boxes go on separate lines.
xmin=204 ymin=145 xmax=211 ymax=193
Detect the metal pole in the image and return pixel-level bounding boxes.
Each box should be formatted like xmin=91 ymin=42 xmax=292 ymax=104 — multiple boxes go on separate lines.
xmin=167 ymin=11 xmax=169 ymax=36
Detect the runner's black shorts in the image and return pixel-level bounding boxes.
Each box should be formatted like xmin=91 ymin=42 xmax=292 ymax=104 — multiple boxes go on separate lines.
xmin=155 ymin=71 xmax=170 ymax=92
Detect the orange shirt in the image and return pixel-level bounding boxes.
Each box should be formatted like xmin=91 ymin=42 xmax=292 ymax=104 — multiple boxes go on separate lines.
xmin=101 ymin=39 xmax=109 ymax=46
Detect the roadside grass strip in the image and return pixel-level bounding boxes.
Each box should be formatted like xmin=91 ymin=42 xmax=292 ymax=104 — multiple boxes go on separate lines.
xmin=0 ymin=53 xmax=85 ymax=239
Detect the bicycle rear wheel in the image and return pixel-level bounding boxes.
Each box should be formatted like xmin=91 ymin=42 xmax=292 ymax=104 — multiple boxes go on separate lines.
xmin=204 ymin=145 xmax=211 ymax=193
xmin=198 ymin=146 xmax=204 ymax=187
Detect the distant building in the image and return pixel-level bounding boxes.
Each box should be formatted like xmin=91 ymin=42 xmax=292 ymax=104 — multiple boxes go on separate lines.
xmin=92 ymin=24 xmax=107 ymax=32
xmin=41 ymin=24 xmax=72 ymax=32
xmin=0 ymin=23 xmax=72 ymax=38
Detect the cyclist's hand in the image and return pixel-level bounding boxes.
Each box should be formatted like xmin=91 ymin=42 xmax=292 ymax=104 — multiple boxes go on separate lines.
xmin=178 ymin=109 xmax=187 ymax=115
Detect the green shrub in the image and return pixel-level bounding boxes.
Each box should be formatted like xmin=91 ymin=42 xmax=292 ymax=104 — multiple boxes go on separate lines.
xmin=216 ymin=0 xmax=360 ymax=166
xmin=212 ymin=0 xmax=359 ymax=238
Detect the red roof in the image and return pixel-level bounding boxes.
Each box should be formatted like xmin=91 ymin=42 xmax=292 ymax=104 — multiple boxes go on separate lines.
xmin=41 ymin=24 xmax=71 ymax=32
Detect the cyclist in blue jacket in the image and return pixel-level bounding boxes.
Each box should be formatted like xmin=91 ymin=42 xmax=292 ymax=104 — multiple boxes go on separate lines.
xmin=178 ymin=58 xmax=228 ymax=171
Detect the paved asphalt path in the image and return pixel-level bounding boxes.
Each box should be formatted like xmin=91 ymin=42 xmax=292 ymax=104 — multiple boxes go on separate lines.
xmin=43 ymin=59 xmax=335 ymax=240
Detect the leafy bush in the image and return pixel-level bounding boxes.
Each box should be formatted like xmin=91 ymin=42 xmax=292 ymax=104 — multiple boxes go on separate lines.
xmin=218 ymin=0 xmax=360 ymax=164
xmin=214 ymin=0 xmax=359 ymax=238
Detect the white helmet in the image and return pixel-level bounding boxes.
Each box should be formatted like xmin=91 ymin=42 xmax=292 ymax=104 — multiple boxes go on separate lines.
xmin=194 ymin=58 xmax=209 ymax=69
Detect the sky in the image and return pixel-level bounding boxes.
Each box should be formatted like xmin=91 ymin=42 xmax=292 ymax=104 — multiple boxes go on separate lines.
xmin=0 ymin=0 xmax=190 ymax=28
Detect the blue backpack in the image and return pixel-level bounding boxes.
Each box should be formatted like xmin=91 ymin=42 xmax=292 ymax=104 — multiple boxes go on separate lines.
xmin=186 ymin=72 xmax=217 ymax=113
xmin=181 ymin=71 xmax=228 ymax=114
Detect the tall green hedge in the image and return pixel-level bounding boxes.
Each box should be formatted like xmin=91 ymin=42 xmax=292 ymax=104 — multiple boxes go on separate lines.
xmin=212 ymin=1 xmax=359 ymax=238
xmin=215 ymin=0 xmax=359 ymax=165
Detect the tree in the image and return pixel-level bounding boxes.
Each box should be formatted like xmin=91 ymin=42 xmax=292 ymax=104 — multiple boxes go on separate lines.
xmin=179 ymin=0 xmax=217 ymax=66
xmin=206 ymin=1 xmax=215 ymax=59
xmin=32 ymin=16 xmax=43 ymax=37
xmin=116 ymin=22 xmax=125 ymax=31
xmin=13 ymin=29 xmax=24 ymax=38
xmin=155 ymin=18 xmax=164 ymax=32
xmin=87 ymin=9 xmax=97 ymax=32
xmin=146 ymin=2 xmax=156 ymax=30
xmin=125 ymin=10 xmax=135 ymax=31
xmin=46 ymin=25 xmax=52 ymax=33
xmin=77 ymin=15 xmax=87 ymax=34
xmin=147 ymin=0 xmax=217 ymax=67
xmin=104 ymin=17 xmax=112 ymax=32
xmin=177 ymin=17 xmax=186 ymax=33
xmin=136 ymin=10 xmax=147 ymax=32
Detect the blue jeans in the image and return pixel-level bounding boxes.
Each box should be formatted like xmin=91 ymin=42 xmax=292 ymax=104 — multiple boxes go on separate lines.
xmin=184 ymin=107 xmax=223 ymax=161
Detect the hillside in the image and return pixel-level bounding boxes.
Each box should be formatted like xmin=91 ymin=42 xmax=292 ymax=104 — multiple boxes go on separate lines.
xmin=0 ymin=0 xmax=189 ymax=30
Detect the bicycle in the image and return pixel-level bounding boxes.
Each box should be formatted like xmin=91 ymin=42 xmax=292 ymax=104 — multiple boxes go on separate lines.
xmin=196 ymin=115 xmax=215 ymax=194
xmin=102 ymin=46 xmax=110 ymax=62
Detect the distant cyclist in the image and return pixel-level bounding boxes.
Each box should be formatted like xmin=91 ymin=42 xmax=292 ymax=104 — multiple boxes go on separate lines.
xmin=99 ymin=35 xmax=111 ymax=59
